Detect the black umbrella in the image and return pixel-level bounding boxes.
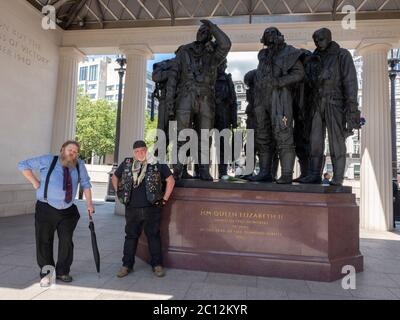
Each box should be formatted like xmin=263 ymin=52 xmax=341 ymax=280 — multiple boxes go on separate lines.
xmin=88 ymin=212 xmax=100 ymax=273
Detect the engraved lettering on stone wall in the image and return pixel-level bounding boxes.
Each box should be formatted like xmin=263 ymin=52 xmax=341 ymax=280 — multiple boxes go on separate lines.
xmin=0 ymin=20 xmax=50 ymax=67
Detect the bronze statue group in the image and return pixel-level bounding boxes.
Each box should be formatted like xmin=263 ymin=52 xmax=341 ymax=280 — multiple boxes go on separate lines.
xmin=151 ymin=20 xmax=361 ymax=187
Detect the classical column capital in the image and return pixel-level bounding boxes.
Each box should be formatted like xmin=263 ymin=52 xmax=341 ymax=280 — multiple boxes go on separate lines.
xmin=59 ymin=46 xmax=86 ymax=62
xmin=119 ymin=44 xmax=153 ymax=59
xmin=355 ymin=39 xmax=395 ymax=56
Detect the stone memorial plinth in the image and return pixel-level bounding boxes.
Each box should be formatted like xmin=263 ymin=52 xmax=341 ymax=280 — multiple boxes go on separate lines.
xmin=137 ymin=180 xmax=363 ymax=282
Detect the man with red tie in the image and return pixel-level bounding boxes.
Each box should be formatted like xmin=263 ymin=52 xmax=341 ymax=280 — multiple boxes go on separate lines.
xmin=18 ymin=140 xmax=94 ymax=287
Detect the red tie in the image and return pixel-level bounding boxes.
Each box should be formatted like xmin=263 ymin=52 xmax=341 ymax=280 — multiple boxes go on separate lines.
xmin=63 ymin=167 xmax=73 ymax=203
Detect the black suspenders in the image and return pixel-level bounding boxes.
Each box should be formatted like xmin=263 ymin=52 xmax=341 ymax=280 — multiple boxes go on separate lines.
xmin=43 ymin=156 xmax=81 ymax=202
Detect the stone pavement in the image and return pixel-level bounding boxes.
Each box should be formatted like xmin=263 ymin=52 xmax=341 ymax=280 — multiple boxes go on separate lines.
xmin=0 ymin=200 xmax=400 ymax=300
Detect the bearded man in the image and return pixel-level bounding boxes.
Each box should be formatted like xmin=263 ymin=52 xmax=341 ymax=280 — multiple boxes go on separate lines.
xmin=18 ymin=140 xmax=94 ymax=287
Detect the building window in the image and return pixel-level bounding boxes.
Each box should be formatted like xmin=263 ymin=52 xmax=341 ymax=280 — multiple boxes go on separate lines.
xmin=106 ymin=95 xmax=114 ymax=101
xmin=353 ymin=141 xmax=360 ymax=155
xmin=89 ymin=65 xmax=98 ymax=81
xmin=89 ymin=94 xmax=96 ymax=100
xmin=236 ymin=85 xmax=242 ymax=92
xmin=88 ymin=84 xmax=97 ymax=90
xmin=106 ymin=85 xmax=114 ymax=91
xmin=79 ymin=66 xmax=88 ymax=81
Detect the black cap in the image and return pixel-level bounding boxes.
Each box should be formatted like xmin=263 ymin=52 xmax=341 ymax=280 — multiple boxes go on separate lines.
xmin=133 ymin=140 xmax=147 ymax=149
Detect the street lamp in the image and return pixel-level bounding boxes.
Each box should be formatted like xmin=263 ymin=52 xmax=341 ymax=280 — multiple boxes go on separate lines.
xmin=388 ymin=49 xmax=400 ymax=181
xmin=105 ymin=55 xmax=127 ymax=201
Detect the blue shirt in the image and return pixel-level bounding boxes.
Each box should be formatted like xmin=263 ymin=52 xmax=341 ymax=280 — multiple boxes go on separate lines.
xmin=17 ymin=154 xmax=92 ymax=210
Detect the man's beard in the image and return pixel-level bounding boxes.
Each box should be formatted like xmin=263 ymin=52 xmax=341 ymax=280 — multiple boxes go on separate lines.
xmin=60 ymin=153 xmax=78 ymax=168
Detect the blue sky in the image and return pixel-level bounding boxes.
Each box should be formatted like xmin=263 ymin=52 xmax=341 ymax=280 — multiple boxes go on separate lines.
xmin=147 ymin=53 xmax=174 ymax=71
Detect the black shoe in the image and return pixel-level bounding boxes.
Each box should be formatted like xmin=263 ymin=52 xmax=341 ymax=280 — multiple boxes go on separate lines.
xmin=181 ymin=170 xmax=194 ymax=179
xmin=199 ymin=165 xmax=213 ymax=181
xmin=250 ymin=152 xmax=273 ymax=182
xmin=276 ymin=175 xmax=293 ymax=184
xmin=329 ymin=179 xmax=343 ymax=186
xmin=297 ymin=175 xmax=322 ymax=184
xmin=248 ymin=172 xmax=273 ymax=182
xmin=293 ymin=175 xmax=307 ymax=183
xmin=56 ymin=274 xmax=73 ymax=282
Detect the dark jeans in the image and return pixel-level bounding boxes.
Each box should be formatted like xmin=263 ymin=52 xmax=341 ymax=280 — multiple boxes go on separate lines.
xmin=122 ymin=206 xmax=162 ymax=269
xmin=35 ymin=201 xmax=80 ymax=277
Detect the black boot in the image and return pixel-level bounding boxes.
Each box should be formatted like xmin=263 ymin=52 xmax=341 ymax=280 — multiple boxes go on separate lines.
xmin=173 ymin=163 xmax=184 ymax=181
xmin=276 ymin=149 xmax=296 ymax=184
xmin=199 ymin=164 xmax=213 ymax=181
xmin=271 ymin=152 xmax=279 ymax=181
xmin=297 ymin=156 xmax=323 ymax=184
xmin=249 ymin=152 xmax=273 ymax=182
xmin=218 ymin=164 xmax=228 ymax=179
xmin=293 ymin=157 xmax=309 ymax=182
xmin=181 ymin=165 xmax=194 ymax=179
xmin=330 ymin=156 xmax=345 ymax=186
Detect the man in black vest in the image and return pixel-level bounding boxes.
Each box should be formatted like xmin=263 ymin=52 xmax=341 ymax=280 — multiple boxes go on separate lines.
xmin=112 ymin=140 xmax=175 ymax=278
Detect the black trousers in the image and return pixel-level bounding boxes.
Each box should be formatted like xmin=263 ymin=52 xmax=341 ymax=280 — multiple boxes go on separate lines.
xmin=122 ymin=206 xmax=162 ymax=269
xmin=35 ymin=201 xmax=80 ymax=277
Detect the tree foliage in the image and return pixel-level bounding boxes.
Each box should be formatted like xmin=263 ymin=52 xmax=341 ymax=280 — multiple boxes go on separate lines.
xmin=75 ymin=92 xmax=117 ymax=161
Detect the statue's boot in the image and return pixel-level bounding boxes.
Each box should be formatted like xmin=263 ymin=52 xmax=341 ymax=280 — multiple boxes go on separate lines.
xmin=271 ymin=152 xmax=279 ymax=181
xmin=329 ymin=156 xmax=345 ymax=186
xmin=218 ymin=164 xmax=228 ymax=179
xmin=249 ymin=152 xmax=273 ymax=182
xmin=276 ymin=149 xmax=296 ymax=184
xmin=293 ymin=157 xmax=310 ymax=182
xmin=199 ymin=164 xmax=214 ymax=181
xmin=191 ymin=164 xmax=200 ymax=179
xmin=181 ymin=165 xmax=194 ymax=179
xmin=297 ymin=156 xmax=323 ymax=184
xmin=173 ymin=163 xmax=184 ymax=181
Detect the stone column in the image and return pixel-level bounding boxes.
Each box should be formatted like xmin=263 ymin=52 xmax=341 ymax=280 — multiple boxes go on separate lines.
xmin=51 ymin=47 xmax=85 ymax=153
xmin=115 ymin=44 xmax=153 ymax=215
xmin=358 ymin=41 xmax=393 ymax=231
xmin=118 ymin=44 xmax=153 ymax=161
